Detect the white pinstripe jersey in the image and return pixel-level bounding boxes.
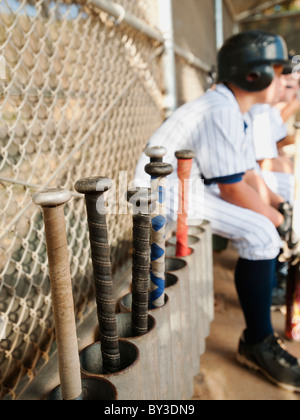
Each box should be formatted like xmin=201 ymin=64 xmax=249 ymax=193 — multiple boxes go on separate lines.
xmin=134 ymin=84 xmax=283 ymax=261
xmin=135 ymin=84 xmax=256 ymax=187
xmin=248 ymin=104 xmax=287 ymax=161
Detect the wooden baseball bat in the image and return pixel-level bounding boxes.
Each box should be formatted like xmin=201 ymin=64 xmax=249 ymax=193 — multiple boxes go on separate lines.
xmin=127 ymin=188 xmax=156 ymax=336
xmin=285 ymin=123 xmax=300 ymax=342
xmin=175 ymin=150 xmax=196 ymax=258
xmin=75 ymin=177 xmax=121 ymax=373
xmin=32 ymin=188 xmax=82 ymax=401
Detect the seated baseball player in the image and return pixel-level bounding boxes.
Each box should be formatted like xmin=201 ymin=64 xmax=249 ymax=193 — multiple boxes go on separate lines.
xmin=247 ymin=62 xmax=298 ymax=311
xmin=275 ymin=63 xmax=300 ymax=151
xmin=248 ymin=60 xmax=299 ymax=204
xmin=134 ymin=31 xmax=300 ymax=392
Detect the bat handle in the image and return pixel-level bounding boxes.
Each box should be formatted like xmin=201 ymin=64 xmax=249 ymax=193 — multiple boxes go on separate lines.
xmin=175 ymin=150 xmax=196 ymax=258
xmin=292 ymin=123 xmax=300 ymax=238
xmin=32 ymin=188 xmax=82 ymax=401
xmin=285 ymin=263 xmax=300 ymax=341
xmin=127 ymin=188 xmax=157 ymax=336
xmin=75 ymin=177 xmax=121 ymax=374
xmin=145 ymin=163 xmax=174 ymax=309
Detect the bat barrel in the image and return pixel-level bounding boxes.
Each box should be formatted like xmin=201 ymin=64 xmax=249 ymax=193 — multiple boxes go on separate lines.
xmin=75 ymin=177 xmax=121 ymax=374
xmin=145 ymin=162 xmax=174 ymax=309
xmin=32 ymin=188 xmax=82 ymax=401
xmin=127 ymin=188 xmax=156 ymax=336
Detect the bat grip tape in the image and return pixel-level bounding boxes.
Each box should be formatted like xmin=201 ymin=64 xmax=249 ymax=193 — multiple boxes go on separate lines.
xmin=43 ymin=205 xmax=82 ymax=401
xmin=85 ymin=194 xmax=121 ymax=373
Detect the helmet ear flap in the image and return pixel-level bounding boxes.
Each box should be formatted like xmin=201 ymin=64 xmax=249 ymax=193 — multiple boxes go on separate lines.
xmin=246 ymin=70 xmax=261 ymax=83
xmin=244 ymin=65 xmax=275 ymax=92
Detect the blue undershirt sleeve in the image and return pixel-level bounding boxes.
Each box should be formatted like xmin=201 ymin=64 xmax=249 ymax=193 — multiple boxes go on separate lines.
xmin=203 ymin=173 xmax=245 ymax=185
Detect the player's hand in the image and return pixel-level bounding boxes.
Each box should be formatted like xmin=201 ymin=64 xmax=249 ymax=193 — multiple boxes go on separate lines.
xmin=277 ymin=202 xmax=293 ymax=241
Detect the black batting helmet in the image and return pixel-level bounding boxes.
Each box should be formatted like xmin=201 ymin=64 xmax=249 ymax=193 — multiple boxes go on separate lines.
xmin=217 ymin=31 xmax=289 ymax=92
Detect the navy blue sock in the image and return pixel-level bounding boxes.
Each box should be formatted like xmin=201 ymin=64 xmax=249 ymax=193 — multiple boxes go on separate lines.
xmin=235 ymin=258 xmax=276 ymax=345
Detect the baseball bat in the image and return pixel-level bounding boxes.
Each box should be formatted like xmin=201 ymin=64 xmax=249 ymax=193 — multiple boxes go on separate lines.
xmin=145 ymin=162 xmax=174 ymax=309
xmin=32 ymin=188 xmax=82 ymax=401
xmin=127 ymin=188 xmax=156 ymax=336
xmin=175 ymin=150 xmax=196 ymax=258
xmin=285 ymin=122 xmax=300 ymax=342
xmin=75 ymin=177 xmax=121 ymax=373
xmin=145 ymin=146 xmax=167 ymax=163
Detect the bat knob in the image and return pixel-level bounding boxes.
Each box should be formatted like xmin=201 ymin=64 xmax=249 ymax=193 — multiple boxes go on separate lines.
xmin=175 ymin=150 xmax=196 ymax=160
xmin=32 ymin=188 xmax=71 ymax=207
xmin=145 ymin=146 xmax=168 ymax=162
xmin=294 ymin=122 xmax=300 ymax=130
xmin=75 ymin=177 xmax=113 ymax=195
xmin=127 ymin=188 xmax=158 ymax=212
xmin=145 ymin=162 xmax=174 ymax=178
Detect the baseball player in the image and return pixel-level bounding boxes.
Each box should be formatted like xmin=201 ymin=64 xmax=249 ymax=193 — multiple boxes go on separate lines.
xmin=135 ymin=31 xmax=300 ymax=392
xmin=249 ymin=61 xmax=299 ymax=204
xmin=248 ymin=62 xmax=300 ymax=312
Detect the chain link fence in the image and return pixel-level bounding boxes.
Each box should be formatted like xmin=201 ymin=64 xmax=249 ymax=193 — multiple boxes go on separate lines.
xmin=0 ymin=0 xmax=212 ymax=399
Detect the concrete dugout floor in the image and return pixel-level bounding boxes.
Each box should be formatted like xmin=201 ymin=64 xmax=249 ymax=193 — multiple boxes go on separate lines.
xmin=193 ymin=246 xmax=300 ymax=401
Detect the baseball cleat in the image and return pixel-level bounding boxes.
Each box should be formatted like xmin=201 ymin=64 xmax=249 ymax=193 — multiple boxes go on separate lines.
xmin=237 ymin=333 xmax=300 ymax=393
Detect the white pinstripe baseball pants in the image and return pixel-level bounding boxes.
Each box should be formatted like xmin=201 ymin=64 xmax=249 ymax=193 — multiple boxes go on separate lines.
xmin=262 ymin=171 xmax=295 ymax=204
xmin=166 ymin=182 xmax=283 ymax=262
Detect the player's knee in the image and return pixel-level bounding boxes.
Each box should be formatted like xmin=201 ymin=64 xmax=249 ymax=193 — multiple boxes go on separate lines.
xmin=240 ymin=218 xmax=282 ymax=261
